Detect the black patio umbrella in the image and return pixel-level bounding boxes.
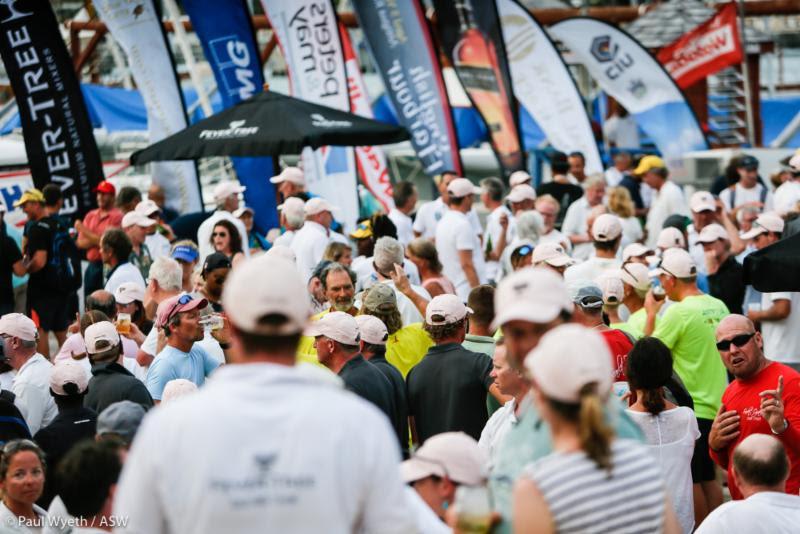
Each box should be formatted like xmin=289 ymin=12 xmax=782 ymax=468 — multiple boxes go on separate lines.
xmin=130 ymin=90 xmax=409 ymax=164
xmin=743 ymin=231 xmax=800 ymax=292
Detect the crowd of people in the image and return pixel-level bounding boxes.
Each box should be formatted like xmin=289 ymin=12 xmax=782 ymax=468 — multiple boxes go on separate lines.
xmin=0 ymin=149 xmax=799 ymax=533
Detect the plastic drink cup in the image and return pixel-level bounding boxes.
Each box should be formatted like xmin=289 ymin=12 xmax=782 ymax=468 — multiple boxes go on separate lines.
xmin=454 ymin=485 xmax=492 ymax=534
xmin=116 ymin=313 xmax=131 ymax=335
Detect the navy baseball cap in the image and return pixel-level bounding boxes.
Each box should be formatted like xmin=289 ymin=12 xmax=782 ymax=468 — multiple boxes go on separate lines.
xmin=172 ymin=244 xmax=199 ymax=263
xmin=738 ymin=155 xmax=759 ymax=170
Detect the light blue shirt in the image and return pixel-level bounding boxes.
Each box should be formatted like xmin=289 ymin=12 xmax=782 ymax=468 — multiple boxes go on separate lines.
xmin=146 ymin=345 xmax=220 ymax=400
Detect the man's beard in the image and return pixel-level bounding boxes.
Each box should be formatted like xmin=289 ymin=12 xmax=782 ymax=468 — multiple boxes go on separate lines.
xmin=331 ymin=298 xmax=353 ymax=312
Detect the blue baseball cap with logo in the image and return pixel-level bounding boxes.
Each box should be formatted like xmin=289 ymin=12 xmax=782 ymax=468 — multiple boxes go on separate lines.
xmin=172 ymin=245 xmax=199 ymax=263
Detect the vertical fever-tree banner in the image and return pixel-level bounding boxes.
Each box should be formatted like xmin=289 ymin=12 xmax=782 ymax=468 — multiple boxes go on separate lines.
xmin=433 ymin=0 xmax=524 ymax=176
xmin=94 ymin=0 xmax=203 ymax=214
xmin=0 ymin=0 xmax=104 ymax=219
xmin=351 ymin=0 xmax=462 ymax=177
xmin=339 ymin=23 xmax=394 ymax=212
xmin=183 ymin=0 xmax=279 ymax=231
xmin=496 ymin=0 xmax=602 ymax=174
xmin=262 ymin=0 xmax=359 ymax=233
xmin=552 ymin=18 xmax=709 ymax=168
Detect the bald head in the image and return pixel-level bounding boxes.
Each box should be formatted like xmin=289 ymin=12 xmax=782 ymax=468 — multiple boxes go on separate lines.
xmin=733 ymin=434 xmax=789 ymax=493
xmin=86 ymin=290 xmax=116 ymax=318
xmin=716 ymin=314 xmax=755 ymax=340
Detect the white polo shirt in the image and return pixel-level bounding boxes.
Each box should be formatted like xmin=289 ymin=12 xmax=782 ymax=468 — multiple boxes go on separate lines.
xmin=413 ymin=198 xmax=482 ymax=240
xmin=12 ymin=353 xmax=57 ymax=435
xmin=113 ymin=363 xmax=415 ymax=534
xmin=484 ymin=205 xmax=515 ymax=283
xmin=197 ymin=211 xmax=250 ymax=262
xmin=564 ymin=257 xmax=622 ymax=285
xmin=145 ymin=232 xmax=172 ymax=259
xmin=436 ymin=209 xmax=487 ymax=301
xmin=272 ymin=229 xmax=297 ymax=248
xmin=695 ymin=492 xmax=800 ymax=534
xmin=478 ymin=399 xmax=518 ymax=467
xmin=104 ymin=262 xmax=145 ymax=294
xmin=291 ymin=221 xmax=332 ymax=282
xmin=388 ymin=208 xmax=414 ymax=245
xmin=760 ymin=292 xmax=800 ymax=364
xmin=645 ymin=181 xmax=689 ymax=248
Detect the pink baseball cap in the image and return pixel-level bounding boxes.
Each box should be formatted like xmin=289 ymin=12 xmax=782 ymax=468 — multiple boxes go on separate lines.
xmin=0 ymin=313 xmax=37 ymax=342
xmin=525 ymin=324 xmax=612 ymax=403
xmin=50 ymin=360 xmax=89 ymax=396
xmin=155 ymin=293 xmax=208 ymax=329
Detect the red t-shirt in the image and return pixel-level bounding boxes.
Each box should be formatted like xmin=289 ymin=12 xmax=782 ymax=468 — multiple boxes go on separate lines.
xmin=601 ymin=329 xmax=633 ymax=382
xmin=81 ymin=208 xmax=123 ymax=262
xmin=709 ymin=362 xmax=800 ymax=500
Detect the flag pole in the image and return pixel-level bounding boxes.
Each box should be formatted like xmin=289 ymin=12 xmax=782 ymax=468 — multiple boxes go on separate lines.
xmin=737 ymin=0 xmax=756 ymax=146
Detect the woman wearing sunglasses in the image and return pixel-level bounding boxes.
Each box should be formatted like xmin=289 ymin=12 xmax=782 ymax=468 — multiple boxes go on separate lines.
xmin=209 ymin=219 xmax=244 ymax=269
xmin=0 ymin=440 xmax=47 ymax=531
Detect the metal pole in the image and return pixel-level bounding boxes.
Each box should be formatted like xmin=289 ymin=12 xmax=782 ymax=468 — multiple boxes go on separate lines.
xmin=162 ymin=0 xmax=214 ymax=118
xmin=737 ymin=0 xmax=756 ymax=146
xmin=770 ymin=111 xmax=800 ymax=148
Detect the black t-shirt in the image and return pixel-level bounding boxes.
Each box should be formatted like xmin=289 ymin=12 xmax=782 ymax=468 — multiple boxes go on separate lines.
xmin=23 ymin=215 xmax=58 ymax=297
xmin=536 ymin=182 xmax=584 ymax=228
xmin=406 ymin=343 xmax=493 ymax=444
xmin=0 ymin=226 xmax=22 ymax=314
xmin=371 ymin=353 xmax=409 ymax=457
xmin=619 ymin=175 xmax=645 ymax=210
xmin=339 ymin=355 xmax=397 ymax=427
xmin=708 ymin=255 xmax=745 ymax=315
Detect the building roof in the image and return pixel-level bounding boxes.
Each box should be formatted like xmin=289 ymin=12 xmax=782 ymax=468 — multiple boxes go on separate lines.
xmin=624 ymin=0 xmax=771 ymax=48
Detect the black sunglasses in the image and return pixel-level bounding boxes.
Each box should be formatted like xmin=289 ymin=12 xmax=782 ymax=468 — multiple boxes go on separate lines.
xmin=716 ymin=332 xmax=755 ymax=352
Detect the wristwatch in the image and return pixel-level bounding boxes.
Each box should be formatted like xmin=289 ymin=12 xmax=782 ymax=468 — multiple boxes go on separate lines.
xmin=772 ymin=418 xmax=789 ymax=435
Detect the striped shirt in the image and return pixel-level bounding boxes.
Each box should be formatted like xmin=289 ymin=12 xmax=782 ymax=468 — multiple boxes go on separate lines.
xmin=522 ymin=439 xmax=666 ymax=533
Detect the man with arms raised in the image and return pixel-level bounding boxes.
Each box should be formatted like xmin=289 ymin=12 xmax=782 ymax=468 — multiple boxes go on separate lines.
xmin=114 ymin=255 xmax=414 ymax=532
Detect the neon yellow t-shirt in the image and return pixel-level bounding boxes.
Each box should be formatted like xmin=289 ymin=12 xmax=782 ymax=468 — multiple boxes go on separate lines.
xmin=296 ymin=311 xmax=433 ymax=377
xmin=651 ymin=294 xmax=729 ymax=420
xmin=612 ymin=308 xmax=648 ymax=339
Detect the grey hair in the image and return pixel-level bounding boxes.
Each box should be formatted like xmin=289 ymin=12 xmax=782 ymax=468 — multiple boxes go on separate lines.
xmin=285 ymin=209 xmax=305 ymax=230
xmin=515 ymin=210 xmax=544 ymax=242
xmin=480 ymin=177 xmax=504 ymax=202
xmin=583 ymin=175 xmax=606 ymax=191
xmin=373 ymin=237 xmax=404 ymax=275
xmin=149 ymin=257 xmax=183 ymax=292
xmin=20 ymin=338 xmax=36 ymax=349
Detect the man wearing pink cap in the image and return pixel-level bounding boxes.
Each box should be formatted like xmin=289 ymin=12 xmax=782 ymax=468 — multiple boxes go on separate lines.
xmin=146 ymin=294 xmax=221 ymax=402
xmin=407 ymin=295 xmax=501 ymax=444
xmin=75 ymin=180 xmax=123 ymax=294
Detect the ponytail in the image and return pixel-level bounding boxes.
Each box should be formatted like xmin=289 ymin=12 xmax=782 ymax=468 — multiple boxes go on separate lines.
xmin=641 ymin=388 xmax=666 ymax=416
xmin=578 ymin=384 xmax=614 ymax=472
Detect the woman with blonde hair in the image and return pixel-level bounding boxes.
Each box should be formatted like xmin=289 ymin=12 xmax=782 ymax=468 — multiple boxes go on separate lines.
xmin=513 ymin=324 xmax=680 ymax=534
xmin=607 ymin=186 xmax=644 ymax=244
xmin=406 ymin=238 xmax=455 ymax=297
xmin=322 ymin=242 xmax=352 ymax=267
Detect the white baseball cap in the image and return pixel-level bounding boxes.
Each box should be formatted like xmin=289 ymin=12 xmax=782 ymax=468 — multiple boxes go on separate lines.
xmin=426 ymin=294 xmax=473 ymax=326
xmin=531 ymin=242 xmax=575 ymax=268
xmin=114 ymin=282 xmax=145 ymax=305
xmin=305 ymin=311 xmax=360 ymax=345
xmin=355 ymin=315 xmax=389 ymax=345
xmin=690 ymin=191 xmax=717 ymax=213
xmin=591 ymin=214 xmax=622 ymax=242
xmin=278 ymin=196 xmax=306 ymax=220
xmin=161 ymin=379 xmax=198 ymax=403
xmin=84 ymin=321 xmax=121 ymax=355
xmin=122 ymin=211 xmax=156 ymax=229
xmin=492 ymin=267 xmax=573 ymax=329
xmin=304 ymin=197 xmax=338 ymax=217
xmin=0 ymin=313 xmax=37 ymax=342
xmin=50 ymin=360 xmax=89 ymax=396
xmin=619 ymin=263 xmax=651 ymax=292
xmin=740 ymin=212 xmax=785 ymax=240
xmin=400 ymin=432 xmax=487 ymax=486
xmin=650 ymin=248 xmax=697 ymax=279
xmin=232 ymin=206 xmax=254 ymax=218
xmin=656 ymin=227 xmax=686 ymax=249
xmin=525 ymin=324 xmax=612 ymax=403
xmin=696 ymin=223 xmax=729 ymax=244
xmin=222 ymin=255 xmax=310 ymax=335
xmin=509 ymin=170 xmax=532 ymax=188
xmin=622 ymin=243 xmax=651 ymax=262
xmin=213 ymin=181 xmax=246 ymax=202
xmin=269 ymin=166 xmax=305 ymax=186
xmin=135 ymin=199 xmax=160 ymax=216
xmin=506 ymin=184 xmax=537 ymax=204
xmin=447 ymin=178 xmax=482 ymax=198
xmin=597 ymin=274 xmax=624 ymax=305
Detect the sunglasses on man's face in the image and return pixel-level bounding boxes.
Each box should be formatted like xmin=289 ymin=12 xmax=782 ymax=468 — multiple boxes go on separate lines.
xmin=716 ymin=332 xmax=755 ymax=352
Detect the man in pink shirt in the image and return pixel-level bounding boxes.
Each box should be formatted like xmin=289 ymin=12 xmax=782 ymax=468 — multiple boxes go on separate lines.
xmin=75 ymin=181 xmax=123 ymax=294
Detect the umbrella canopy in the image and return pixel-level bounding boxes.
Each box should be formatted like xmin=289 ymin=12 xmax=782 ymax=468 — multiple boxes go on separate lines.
xmin=743 ymin=231 xmax=800 ymax=292
xmin=130 ymin=90 xmax=409 ymax=164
